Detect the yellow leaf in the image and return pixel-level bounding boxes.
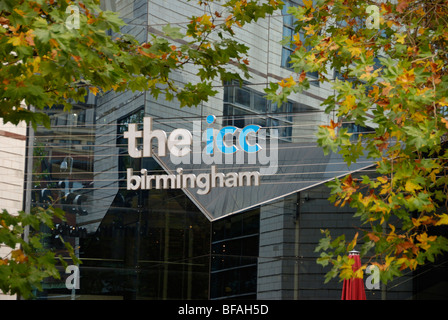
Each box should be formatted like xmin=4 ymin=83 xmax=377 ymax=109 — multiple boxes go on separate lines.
xmin=303 ymin=0 xmax=313 ymax=9
xmin=354 ymin=268 xmax=364 ymax=279
xmin=436 ymin=213 xmax=448 ymax=226
xmin=303 ymin=25 xmax=315 ymax=36
xmin=416 ymin=233 xmax=437 ymax=250
xmin=441 ymin=118 xmax=448 ymax=129
xmin=11 ymin=249 xmax=28 ymax=263
xmin=198 ymin=14 xmax=213 ymax=27
xmin=7 ymin=33 xmax=26 ymax=46
xmin=225 ymin=14 xmax=234 ymax=28
xmin=429 ymin=168 xmax=440 ymax=183
xmin=14 ymin=8 xmax=26 ymax=16
xmin=396 ymin=33 xmax=406 ymax=44
xmin=279 ymin=76 xmax=296 ymax=88
xmin=340 ymin=94 xmax=356 ymax=112
xmin=409 ymin=259 xmax=418 ymax=270
xmin=49 ymin=38 xmax=59 ymax=48
xmin=89 ymin=87 xmax=99 ymax=96
xmin=405 ymin=180 xmax=422 ymax=193
xmin=412 ymin=112 xmax=426 ymax=122
xmin=385 ymin=255 xmax=395 ymax=268
xmin=348 ymin=46 xmax=362 ymax=57
xmin=386 ymin=223 xmax=397 ymax=241
xmin=396 ymin=257 xmax=408 ymax=266
xmin=292 ymin=33 xmax=302 ymax=47
xmin=359 ymin=65 xmax=375 ymax=80
xmin=438 ymin=97 xmax=448 ymax=107
xmin=31 ymin=56 xmax=41 ymax=73
xmin=348 ymin=232 xmax=359 ymax=251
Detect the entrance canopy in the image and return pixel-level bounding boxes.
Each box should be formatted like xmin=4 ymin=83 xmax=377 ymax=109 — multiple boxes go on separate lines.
xmin=155 ymin=141 xmax=374 ymax=221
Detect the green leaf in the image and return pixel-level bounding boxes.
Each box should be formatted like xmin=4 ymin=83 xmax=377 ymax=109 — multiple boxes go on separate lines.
xmin=162 ymin=24 xmax=184 ymax=40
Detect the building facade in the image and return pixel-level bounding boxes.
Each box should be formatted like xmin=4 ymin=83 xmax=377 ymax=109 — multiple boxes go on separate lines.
xmin=23 ymin=0 xmax=448 ymax=300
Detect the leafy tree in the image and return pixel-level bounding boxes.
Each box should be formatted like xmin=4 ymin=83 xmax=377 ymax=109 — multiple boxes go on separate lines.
xmin=0 ymin=0 xmax=281 ymax=128
xmin=0 ymin=207 xmax=79 ymax=299
xmin=267 ymin=0 xmax=448 ymax=285
xmin=0 ymin=0 xmax=281 ymax=298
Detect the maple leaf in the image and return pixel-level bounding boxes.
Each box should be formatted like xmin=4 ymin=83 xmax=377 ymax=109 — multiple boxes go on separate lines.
xmin=14 ymin=8 xmax=26 ymax=16
xmin=303 ymin=25 xmax=315 ymax=36
xmin=435 ymin=214 xmax=448 ymax=226
xmin=11 ymin=249 xmax=28 ymax=263
xmin=416 ymin=233 xmax=437 ymax=250
xmin=340 ymin=94 xmax=356 ymax=113
xmin=278 ymin=76 xmax=296 ymax=88
xmin=396 ymin=241 xmax=415 ymax=255
xmin=347 ymin=46 xmax=362 ymax=57
xmin=292 ymin=34 xmax=302 ymax=48
xmin=405 ymin=180 xmax=422 ymax=193
xmin=0 ymin=17 xmax=9 ymax=25
xmin=359 ymin=65 xmax=375 ymax=80
xmin=49 ymin=38 xmax=59 ymax=48
xmin=397 ymin=0 xmax=410 ymax=13
xmin=298 ymin=71 xmax=306 ymax=83
xmin=25 ymin=30 xmax=35 ymax=46
xmin=367 ymin=232 xmax=380 ymax=242
xmin=8 ymin=33 xmax=27 ymax=46
xmin=89 ymin=87 xmax=99 ymax=96
xmin=321 ymin=119 xmax=340 ymax=139
xmin=396 ymin=33 xmax=406 ymax=44
xmin=303 ymin=0 xmax=313 ymax=9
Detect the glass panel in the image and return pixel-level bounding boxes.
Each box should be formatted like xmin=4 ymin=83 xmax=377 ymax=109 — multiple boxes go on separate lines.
xmin=32 ymin=104 xmax=212 ymax=300
xmin=283 ymin=26 xmax=293 ymax=49
xmin=235 ymin=87 xmax=250 ymax=107
xmin=281 ymin=47 xmax=292 ymax=68
xmin=268 ymin=118 xmax=292 ymax=141
xmin=223 ymin=104 xmax=233 ymax=126
xmin=283 ymin=11 xmax=293 ymax=26
xmin=210 ymin=209 xmax=260 ymax=300
xmin=252 ymin=115 xmax=266 ymax=128
xmin=232 ymin=108 xmax=248 ymax=128
xmin=253 ymin=93 xmax=267 ymax=112
xmin=224 ymin=83 xmax=234 ymax=103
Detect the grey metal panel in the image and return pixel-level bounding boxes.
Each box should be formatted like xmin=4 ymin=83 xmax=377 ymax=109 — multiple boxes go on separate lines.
xmin=155 ymin=141 xmax=374 ymax=221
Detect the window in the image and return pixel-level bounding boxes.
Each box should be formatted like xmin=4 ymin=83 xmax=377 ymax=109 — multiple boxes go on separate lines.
xmin=223 ymin=82 xmax=293 ymax=141
xmin=341 ymin=122 xmax=374 ymax=141
xmin=281 ymin=1 xmax=319 ymax=86
xmin=210 ymin=209 xmax=260 ymax=299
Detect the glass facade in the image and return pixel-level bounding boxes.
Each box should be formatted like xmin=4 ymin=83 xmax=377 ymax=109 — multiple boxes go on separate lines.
xmin=223 ymin=82 xmax=293 ymax=141
xmin=30 ymin=100 xmax=265 ymax=300
xmin=20 ymin=0 xmax=448 ymax=301
xmin=32 ymin=103 xmax=214 ymax=300
xmin=211 ymin=209 xmax=260 ymax=299
xmin=28 ymin=103 xmax=448 ymax=299
xmin=281 ymin=1 xmax=319 ymax=86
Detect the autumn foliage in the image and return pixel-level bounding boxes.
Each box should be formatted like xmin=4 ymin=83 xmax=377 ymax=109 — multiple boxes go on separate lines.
xmin=269 ymin=0 xmax=448 ymax=284
xmin=0 ymin=0 xmax=281 ymax=128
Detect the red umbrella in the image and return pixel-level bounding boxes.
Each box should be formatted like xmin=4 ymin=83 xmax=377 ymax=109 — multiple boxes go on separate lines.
xmin=341 ymin=250 xmax=366 ymax=300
